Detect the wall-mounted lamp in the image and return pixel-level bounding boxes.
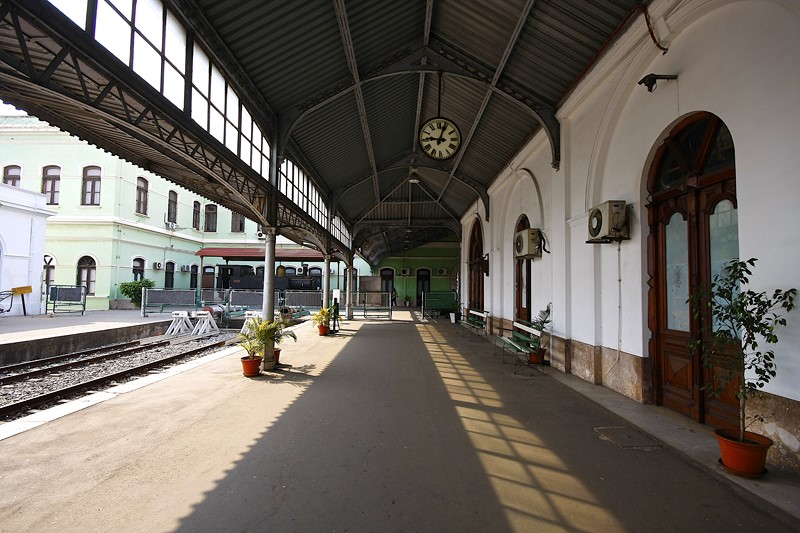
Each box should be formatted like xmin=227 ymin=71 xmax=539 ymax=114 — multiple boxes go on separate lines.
xmin=638 ymin=73 xmax=677 ymax=93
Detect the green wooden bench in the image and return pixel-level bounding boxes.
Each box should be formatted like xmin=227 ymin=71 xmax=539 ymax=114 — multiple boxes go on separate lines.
xmin=422 ymin=291 xmax=457 ymax=318
xmin=497 ymin=320 xmax=544 ymax=374
xmin=462 ymin=309 xmax=489 ymax=336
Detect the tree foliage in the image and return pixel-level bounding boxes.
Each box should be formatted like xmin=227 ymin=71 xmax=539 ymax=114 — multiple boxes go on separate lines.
xmin=118 ymin=279 xmax=156 ymax=307
xmin=689 ymin=258 xmax=796 ymax=441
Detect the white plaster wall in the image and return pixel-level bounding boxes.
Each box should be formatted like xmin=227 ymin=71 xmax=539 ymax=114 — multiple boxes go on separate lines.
xmin=462 ymin=0 xmax=800 ymax=402
xmin=0 ymin=183 xmax=53 ymax=315
xmin=482 ymin=136 xmax=555 ymax=326
xmin=493 ymin=169 xmax=551 ymax=321
xmin=595 ymin=0 xmax=800 ymax=399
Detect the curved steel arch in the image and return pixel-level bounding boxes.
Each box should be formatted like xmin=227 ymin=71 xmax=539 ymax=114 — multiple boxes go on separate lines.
xmin=279 ymin=62 xmax=560 ymax=170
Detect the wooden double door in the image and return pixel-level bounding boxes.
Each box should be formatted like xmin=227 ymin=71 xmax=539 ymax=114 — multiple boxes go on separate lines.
xmin=648 ymin=113 xmax=740 ymax=428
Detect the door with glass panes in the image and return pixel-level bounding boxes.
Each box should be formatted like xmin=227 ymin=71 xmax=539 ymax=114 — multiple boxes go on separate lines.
xmin=648 ymin=112 xmax=740 ymax=428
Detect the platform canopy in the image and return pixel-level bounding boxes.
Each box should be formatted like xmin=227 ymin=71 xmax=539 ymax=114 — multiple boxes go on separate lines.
xmin=0 ymin=0 xmax=649 ymax=264
xmin=196 ymin=247 xmax=325 ymax=263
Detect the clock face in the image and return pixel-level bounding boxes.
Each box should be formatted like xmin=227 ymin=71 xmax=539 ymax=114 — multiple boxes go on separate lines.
xmin=419 ymin=117 xmax=461 ymax=160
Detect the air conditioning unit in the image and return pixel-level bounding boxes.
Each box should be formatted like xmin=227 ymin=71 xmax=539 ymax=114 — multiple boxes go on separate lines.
xmin=180 ymin=265 xmax=191 ymax=272
xmin=587 ymin=200 xmax=629 ymax=243
xmin=514 ymin=228 xmax=542 ymax=258
xmin=152 ymin=261 xmax=162 ymax=270
xmin=437 ymin=268 xmax=447 ymax=276
xmin=256 ymin=231 xmax=266 ymax=239
xmin=400 ymin=268 xmax=411 ymax=276
xmin=165 ymin=221 xmax=177 ymax=230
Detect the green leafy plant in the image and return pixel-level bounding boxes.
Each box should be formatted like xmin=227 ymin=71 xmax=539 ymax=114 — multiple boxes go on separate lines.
xmin=689 ymin=258 xmax=796 ymax=442
xmin=238 ymin=317 xmax=297 ymax=360
xmin=238 ymin=336 xmax=263 ymax=360
xmin=119 ymin=279 xmax=156 ymax=307
xmin=530 ymin=303 xmax=552 ymax=351
xmin=311 ymin=307 xmax=331 ymax=327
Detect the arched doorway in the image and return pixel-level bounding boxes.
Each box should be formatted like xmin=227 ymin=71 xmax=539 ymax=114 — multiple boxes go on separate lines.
xmin=647 ymin=112 xmax=738 ymax=428
xmin=76 ymin=255 xmax=96 ymax=295
xmin=201 ymin=266 xmax=215 ymax=288
xmin=514 ymin=216 xmax=531 ymax=322
xmin=468 ymin=220 xmax=484 ymax=310
xmin=416 ymin=268 xmax=431 ymax=305
xmin=380 ymin=268 xmax=395 ymax=294
xmin=164 ymin=261 xmax=175 ymax=289
xmin=190 ymin=265 xmax=199 ymax=289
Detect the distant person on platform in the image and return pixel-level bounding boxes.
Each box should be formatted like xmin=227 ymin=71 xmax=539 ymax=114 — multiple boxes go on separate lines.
xmin=331 ymin=298 xmax=340 ymax=333
xmin=391 ymin=287 xmax=398 ymax=307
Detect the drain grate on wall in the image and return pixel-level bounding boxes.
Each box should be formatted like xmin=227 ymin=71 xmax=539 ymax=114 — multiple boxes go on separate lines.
xmin=594 ymin=426 xmax=662 ymax=451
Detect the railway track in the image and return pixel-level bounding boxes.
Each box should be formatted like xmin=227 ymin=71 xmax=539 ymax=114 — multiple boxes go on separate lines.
xmin=0 ymin=340 xmax=141 ymax=374
xmin=0 ymin=340 xmax=171 ymax=385
xmin=0 ymin=336 xmax=234 ymax=420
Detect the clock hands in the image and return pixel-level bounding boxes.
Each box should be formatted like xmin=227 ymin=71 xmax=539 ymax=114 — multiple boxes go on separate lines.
xmin=422 ymin=127 xmax=451 ymax=144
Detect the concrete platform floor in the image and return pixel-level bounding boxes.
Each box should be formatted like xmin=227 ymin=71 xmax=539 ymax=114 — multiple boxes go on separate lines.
xmin=1 ymin=311 xmax=798 ymax=532
xmin=0 ymin=308 xmax=172 ymax=343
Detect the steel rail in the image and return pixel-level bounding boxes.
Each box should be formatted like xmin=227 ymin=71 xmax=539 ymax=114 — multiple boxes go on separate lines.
xmin=0 ymin=340 xmax=226 ymax=418
xmin=0 ymin=340 xmax=171 ymax=386
xmin=0 ymin=340 xmax=140 ymax=373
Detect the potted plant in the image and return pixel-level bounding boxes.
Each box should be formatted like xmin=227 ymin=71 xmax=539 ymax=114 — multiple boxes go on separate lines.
xmin=311 ymin=307 xmax=331 ymax=336
xmin=238 ymin=335 xmax=264 ymax=377
xmin=238 ymin=317 xmax=297 ymax=375
xmin=263 ymin=317 xmax=297 ymax=365
xmin=528 ymin=304 xmax=552 ymax=364
xmin=689 ymin=258 xmax=796 ymax=476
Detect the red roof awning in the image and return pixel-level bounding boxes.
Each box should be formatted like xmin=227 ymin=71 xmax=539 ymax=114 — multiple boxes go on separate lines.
xmin=196 ymin=247 xmax=325 ymax=262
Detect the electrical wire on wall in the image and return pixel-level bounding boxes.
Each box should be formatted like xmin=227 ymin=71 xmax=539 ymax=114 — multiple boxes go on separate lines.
xmin=605 ymin=240 xmax=623 ymax=376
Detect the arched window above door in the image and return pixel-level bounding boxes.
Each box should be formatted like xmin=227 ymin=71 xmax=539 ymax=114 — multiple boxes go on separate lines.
xmin=650 ymin=114 xmax=735 ymax=195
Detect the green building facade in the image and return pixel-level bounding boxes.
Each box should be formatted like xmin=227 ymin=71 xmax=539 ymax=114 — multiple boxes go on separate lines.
xmin=0 ymin=113 xmax=366 ymax=310
xmin=372 ymin=241 xmax=460 ymax=307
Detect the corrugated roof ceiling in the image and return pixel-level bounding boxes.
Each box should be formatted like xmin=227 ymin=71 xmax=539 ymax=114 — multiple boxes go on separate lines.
xmin=190 ymin=0 xmax=646 ymax=263
xmin=0 ymin=0 xmax=650 ymax=265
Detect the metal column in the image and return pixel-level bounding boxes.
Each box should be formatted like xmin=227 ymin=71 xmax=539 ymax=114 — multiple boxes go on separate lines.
xmin=322 ymin=254 xmax=331 ymax=309
xmin=346 ymin=257 xmax=355 ymax=320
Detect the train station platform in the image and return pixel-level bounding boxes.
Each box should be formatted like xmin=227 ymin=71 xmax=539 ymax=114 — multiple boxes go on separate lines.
xmin=0 ymin=311 xmax=798 ymax=531
xmin=0 ymin=309 xmax=172 ymax=364
xmin=0 ymin=309 xmax=171 ymax=343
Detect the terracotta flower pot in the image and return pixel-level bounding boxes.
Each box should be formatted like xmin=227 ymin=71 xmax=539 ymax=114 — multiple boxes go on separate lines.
xmin=274 ymin=348 xmax=281 ymax=365
xmin=318 ymin=325 xmax=330 ymax=336
xmin=715 ymin=428 xmax=773 ymax=477
xmin=240 ymin=356 xmax=263 ymax=377
xmin=528 ymin=348 xmax=545 ymax=364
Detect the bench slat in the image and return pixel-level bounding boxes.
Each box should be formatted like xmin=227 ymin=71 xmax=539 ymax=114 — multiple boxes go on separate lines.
xmin=512 ymin=321 xmax=541 ymax=337
xmin=499 ymin=336 xmax=529 ymax=354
